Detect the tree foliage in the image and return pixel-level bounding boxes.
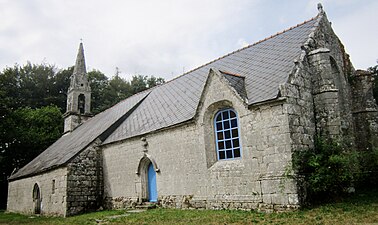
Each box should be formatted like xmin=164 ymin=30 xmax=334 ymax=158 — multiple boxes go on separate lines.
xmin=89 ymin=74 xmax=165 ymax=114
xmin=292 ymin=134 xmax=378 ymax=205
xmin=0 ymin=62 xmax=165 ymax=208
xmin=0 ymin=106 xmax=63 ymax=209
xmin=0 ymin=63 xmax=71 ymax=111
xmin=367 ymin=60 xmax=378 ymax=105
xmin=292 ymin=138 xmax=359 ymax=204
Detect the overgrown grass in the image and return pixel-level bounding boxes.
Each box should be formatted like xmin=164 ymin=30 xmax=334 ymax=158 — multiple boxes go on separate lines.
xmin=1 ymin=189 xmax=377 ymax=225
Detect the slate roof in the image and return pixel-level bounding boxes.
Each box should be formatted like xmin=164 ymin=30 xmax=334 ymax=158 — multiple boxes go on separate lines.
xmin=10 ymin=14 xmax=321 ymax=180
xmin=103 ymin=15 xmax=320 ymax=144
xmin=9 ymin=91 xmax=150 ymax=180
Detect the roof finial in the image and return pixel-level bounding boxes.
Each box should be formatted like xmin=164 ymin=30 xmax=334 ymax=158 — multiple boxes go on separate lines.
xmin=80 ymin=38 xmax=83 ymax=43
xmin=317 ymin=3 xmax=324 ymax=14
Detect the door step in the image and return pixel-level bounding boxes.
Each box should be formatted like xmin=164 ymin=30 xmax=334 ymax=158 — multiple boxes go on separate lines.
xmin=135 ymin=202 xmax=157 ymax=209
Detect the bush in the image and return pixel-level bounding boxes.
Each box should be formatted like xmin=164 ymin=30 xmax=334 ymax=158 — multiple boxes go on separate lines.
xmin=356 ymin=147 xmax=378 ymax=187
xmin=292 ymin=138 xmax=359 ymax=204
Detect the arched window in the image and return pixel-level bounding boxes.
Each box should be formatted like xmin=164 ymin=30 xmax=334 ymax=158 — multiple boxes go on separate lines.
xmin=214 ymin=108 xmax=241 ymax=160
xmin=32 ymin=183 xmax=41 ymax=214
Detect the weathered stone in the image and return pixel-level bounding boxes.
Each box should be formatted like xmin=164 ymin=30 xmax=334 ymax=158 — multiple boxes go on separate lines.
xmin=7 ymin=5 xmax=378 ymax=217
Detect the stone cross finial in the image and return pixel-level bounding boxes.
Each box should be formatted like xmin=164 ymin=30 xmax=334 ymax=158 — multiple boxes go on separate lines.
xmin=317 ymin=3 xmax=324 ymax=13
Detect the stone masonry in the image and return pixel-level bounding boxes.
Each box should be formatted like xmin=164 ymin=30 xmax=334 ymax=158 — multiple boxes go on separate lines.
xmin=102 ymin=68 xmax=299 ymax=212
xmin=7 ymin=5 xmax=378 ymax=217
xmin=66 ymin=139 xmax=103 ymax=216
xmin=351 ymin=70 xmax=378 ymax=151
xmin=7 ymin=168 xmax=68 ymax=216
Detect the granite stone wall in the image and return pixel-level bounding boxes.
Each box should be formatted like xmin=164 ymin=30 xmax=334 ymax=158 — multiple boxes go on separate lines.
xmin=66 ymin=139 xmax=103 ymax=216
xmin=304 ymin=13 xmax=354 ymax=143
xmin=102 ymin=69 xmax=299 ymax=212
xmin=351 ymin=70 xmax=378 ymax=151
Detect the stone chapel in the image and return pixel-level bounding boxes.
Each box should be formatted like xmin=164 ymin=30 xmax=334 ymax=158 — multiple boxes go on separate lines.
xmin=6 ymin=4 xmax=378 ymax=216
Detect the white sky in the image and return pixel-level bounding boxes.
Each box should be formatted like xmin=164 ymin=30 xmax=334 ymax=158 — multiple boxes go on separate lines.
xmin=0 ymin=0 xmax=377 ymax=81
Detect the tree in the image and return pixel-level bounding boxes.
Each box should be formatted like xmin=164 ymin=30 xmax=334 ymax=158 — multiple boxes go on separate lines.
xmin=88 ymin=70 xmax=109 ymax=114
xmin=0 ymin=62 xmax=70 ymax=111
xmin=131 ymin=75 xmax=165 ymax=93
xmin=130 ymin=75 xmax=148 ymax=94
xmin=101 ymin=74 xmax=132 ymax=110
xmin=0 ymin=106 xmax=63 ymax=209
xmin=51 ymin=67 xmax=73 ymax=111
xmin=0 ymin=62 xmax=165 ymax=208
xmin=367 ymin=60 xmax=378 ymax=105
xmin=0 ymin=63 xmax=69 ymax=209
xmin=147 ymin=76 xmax=165 ymax=88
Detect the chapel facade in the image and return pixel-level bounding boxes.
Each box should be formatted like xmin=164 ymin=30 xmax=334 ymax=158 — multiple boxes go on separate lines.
xmin=6 ymin=5 xmax=378 ymax=216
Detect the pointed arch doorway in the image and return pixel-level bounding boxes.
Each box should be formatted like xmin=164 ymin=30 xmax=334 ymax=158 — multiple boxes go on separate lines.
xmin=32 ymin=183 xmax=41 ymax=214
xmin=137 ymin=155 xmax=159 ymax=202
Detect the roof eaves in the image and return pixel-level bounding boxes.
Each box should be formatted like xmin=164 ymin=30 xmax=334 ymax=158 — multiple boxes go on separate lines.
xmin=101 ymin=117 xmax=195 ymax=147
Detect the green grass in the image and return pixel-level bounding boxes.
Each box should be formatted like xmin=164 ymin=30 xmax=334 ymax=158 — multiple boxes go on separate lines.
xmin=1 ymin=189 xmax=377 ymax=225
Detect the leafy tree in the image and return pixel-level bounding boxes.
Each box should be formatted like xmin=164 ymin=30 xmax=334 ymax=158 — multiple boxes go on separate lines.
xmin=51 ymin=67 xmax=73 ymax=111
xmin=101 ymin=74 xmax=132 ymax=110
xmin=130 ymin=75 xmax=148 ymax=94
xmin=0 ymin=63 xmax=71 ymax=111
xmin=0 ymin=106 xmax=63 ymax=209
xmin=0 ymin=62 xmax=165 ymax=209
xmin=367 ymin=60 xmax=378 ymax=105
xmin=88 ymin=70 xmax=109 ymax=114
xmin=147 ymin=76 xmax=165 ymax=88
xmin=99 ymin=74 xmax=165 ymax=111
xmin=130 ymin=75 xmax=164 ymax=94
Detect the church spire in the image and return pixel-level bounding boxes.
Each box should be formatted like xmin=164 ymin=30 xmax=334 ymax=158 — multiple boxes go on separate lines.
xmin=64 ymin=42 xmax=92 ymax=133
xmin=72 ymin=42 xmax=87 ymax=76
xmin=69 ymin=42 xmax=90 ymax=92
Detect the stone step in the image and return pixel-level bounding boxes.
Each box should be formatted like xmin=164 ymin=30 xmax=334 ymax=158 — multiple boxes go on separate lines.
xmin=135 ymin=202 xmax=157 ymax=209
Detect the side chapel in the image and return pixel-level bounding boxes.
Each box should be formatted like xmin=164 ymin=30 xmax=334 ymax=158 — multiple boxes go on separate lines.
xmin=7 ymin=4 xmax=378 ymax=216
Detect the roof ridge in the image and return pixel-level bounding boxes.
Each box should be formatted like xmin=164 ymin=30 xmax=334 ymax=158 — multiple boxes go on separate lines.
xmin=219 ymin=70 xmax=245 ymax=78
xmin=99 ymin=87 xmax=152 ymax=114
xmin=139 ymin=14 xmax=320 ymax=93
xmin=169 ymin=15 xmax=320 ymax=80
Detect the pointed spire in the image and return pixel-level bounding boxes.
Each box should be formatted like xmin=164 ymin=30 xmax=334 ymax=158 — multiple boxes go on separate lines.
xmin=73 ymin=42 xmax=87 ymax=76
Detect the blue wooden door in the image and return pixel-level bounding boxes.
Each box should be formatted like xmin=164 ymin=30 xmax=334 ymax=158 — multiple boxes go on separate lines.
xmin=147 ymin=163 xmax=157 ymax=202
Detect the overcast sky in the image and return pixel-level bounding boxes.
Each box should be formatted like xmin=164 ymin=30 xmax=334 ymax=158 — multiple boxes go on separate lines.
xmin=0 ymin=0 xmax=377 ymax=80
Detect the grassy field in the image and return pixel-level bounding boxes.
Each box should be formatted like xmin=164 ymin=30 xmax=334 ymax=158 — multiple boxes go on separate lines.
xmin=1 ymin=189 xmax=377 ymax=225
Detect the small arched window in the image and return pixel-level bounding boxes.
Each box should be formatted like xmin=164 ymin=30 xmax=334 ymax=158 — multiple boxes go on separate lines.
xmin=214 ymin=108 xmax=242 ymax=160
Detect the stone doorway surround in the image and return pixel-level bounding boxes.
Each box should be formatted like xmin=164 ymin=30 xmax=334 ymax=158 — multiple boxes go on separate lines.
xmin=32 ymin=183 xmax=41 ymax=214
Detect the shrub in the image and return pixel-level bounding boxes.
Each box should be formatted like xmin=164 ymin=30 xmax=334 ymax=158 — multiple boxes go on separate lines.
xmin=356 ymin=147 xmax=378 ymax=187
xmin=292 ymin=138 xmax=359 ymax=204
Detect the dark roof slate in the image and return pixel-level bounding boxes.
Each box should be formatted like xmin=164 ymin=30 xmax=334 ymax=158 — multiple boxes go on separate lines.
xmin=9 ymin=90 xmax=150 ymax=180
xmin=221 ymin=71 xmax=248 ymax=101
xmin=104 ymin=16 xmax=320 ymax=144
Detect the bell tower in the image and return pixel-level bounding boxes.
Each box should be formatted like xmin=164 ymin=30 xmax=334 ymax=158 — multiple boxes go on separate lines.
xmin=63 ymin=42 xmax=92 ymax=133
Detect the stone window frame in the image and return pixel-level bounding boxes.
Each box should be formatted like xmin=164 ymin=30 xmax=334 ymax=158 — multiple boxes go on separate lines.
xmin=214 ymin=108 xmax=242 ymax=160
xmin=52 ymin=179 xmax=56 ymax=194
xmin=32 ymin=183 xmax=42 ymax=214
